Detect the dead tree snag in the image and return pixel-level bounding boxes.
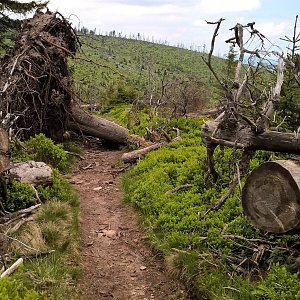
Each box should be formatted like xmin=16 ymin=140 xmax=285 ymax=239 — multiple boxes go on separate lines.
xmin=202 ymin=18 xmax=300 ymax=232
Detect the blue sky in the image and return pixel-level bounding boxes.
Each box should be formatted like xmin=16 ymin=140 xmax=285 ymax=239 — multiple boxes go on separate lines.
xmin=47 ymin=0 xmax=299 ymax=55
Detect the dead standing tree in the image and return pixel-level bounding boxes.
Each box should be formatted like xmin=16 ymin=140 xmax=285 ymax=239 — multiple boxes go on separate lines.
xmin=201 ymin=18 xmax=300 ymax=233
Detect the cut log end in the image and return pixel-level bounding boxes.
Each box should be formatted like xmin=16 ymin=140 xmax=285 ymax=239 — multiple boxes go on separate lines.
xmin=242 ymin=160 xmax=300 ymax=233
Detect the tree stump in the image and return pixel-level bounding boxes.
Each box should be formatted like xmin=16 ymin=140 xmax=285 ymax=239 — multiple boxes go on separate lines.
xmin=242 ymin=160 xmax=300 ymax=233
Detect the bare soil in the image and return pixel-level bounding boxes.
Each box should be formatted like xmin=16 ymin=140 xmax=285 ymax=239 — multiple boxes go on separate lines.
xmin=71 ymin=146 xmax=190 ymax=300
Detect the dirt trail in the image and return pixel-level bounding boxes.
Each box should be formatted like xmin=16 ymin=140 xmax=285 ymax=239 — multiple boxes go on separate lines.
xmin=72 ymin=146 xmax=190 ymax=300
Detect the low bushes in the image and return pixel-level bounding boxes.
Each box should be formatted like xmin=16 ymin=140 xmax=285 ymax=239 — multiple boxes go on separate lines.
xmin=123 ymin=117 xmax=300 ymax=299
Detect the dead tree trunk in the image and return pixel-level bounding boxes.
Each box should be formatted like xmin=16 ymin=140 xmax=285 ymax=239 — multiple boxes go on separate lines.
xmin=202 ymin=19 xmax=300 ymax=232
xmin=202 ymin=121 xmax=300 ymax=154
xmin=69 ymin=104 xmax=129 ymax=144
xmin=242 ymin=160 xmax=300 ymax=233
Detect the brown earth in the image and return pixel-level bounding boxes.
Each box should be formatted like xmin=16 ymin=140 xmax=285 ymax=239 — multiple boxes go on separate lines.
xmin=71 ymin=145 xmax=191 ymax=300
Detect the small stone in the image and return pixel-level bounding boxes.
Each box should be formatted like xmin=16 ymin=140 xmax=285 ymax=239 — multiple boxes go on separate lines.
xmin=93 ymin=186 xmax=103 ymax=191
xmin=102 ymin=229 xmax=116 ymax=238
xmin=140 ymin=266 xmax=147 ymax=270
xmin=87 ymin=241 xmax=94 ymax=246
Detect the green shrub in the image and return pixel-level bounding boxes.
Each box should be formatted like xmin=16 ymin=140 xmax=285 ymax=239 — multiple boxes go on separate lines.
xmin=123 ymin=116 xmax=300 ymax=299
xmin=11 ymin=134 xmax=70 ymax=171
xmin=253 ymin=265 xmax=300 ymax=300
xmin=5 ymin=180 xmax=36 ymax=212
xmin=0 ymin=275 xmax=48 ymax=300
xmin=37 ymin=169 xmax=79 ymax=207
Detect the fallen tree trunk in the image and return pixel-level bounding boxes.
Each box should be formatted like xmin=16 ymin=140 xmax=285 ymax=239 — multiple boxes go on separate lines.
xmin=242 ymin=160 xmax=300 ymax=233
xmin=122 ymin=133 xmax=181 ymax=163
xmin=69 ymin=104 xmax=129 ymax=144
xmin=202 ymin=120 xmax=300 ymax=154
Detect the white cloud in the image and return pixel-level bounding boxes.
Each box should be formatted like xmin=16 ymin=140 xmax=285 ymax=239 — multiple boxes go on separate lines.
xmin=256 ymin=21 xmax=289 ymax=37
xmin=46 ymin=0 xmax=293 ymax=55
xmin=199 ymin=0 xmax=261 ymax=14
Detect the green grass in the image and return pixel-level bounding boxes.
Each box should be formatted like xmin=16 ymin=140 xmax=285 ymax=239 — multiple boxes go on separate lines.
xmin=3 ymin=135 xmax=81 ymax=299
xmin=8 ymin=173 xmax=81 ymax=299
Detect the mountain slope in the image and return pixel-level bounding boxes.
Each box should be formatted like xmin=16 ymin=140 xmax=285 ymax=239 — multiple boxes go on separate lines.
xmin=72 ymin=34 xmax=226 ymax=109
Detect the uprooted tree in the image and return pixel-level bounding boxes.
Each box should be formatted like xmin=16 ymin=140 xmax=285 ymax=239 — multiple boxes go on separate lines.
xmin=0 ymin=10 xmax=129 ymax=144
xmin=201 ymin=17 xmax=300 ymax=233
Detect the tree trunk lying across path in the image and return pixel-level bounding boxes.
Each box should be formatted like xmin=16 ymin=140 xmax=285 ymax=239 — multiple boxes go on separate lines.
xmin=69 ymin=104 xmax=129 ymax=144
xmin=122 ymin=141 xmax=168 ymax=163
xmin=202 ymin=120 xmax=300 ymax=154
xmin=242 ymin=160 xmax=300 ymax=233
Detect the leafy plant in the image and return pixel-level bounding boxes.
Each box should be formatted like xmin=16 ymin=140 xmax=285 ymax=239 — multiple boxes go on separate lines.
xmin=5 ymin=180 xmax=36 ymax=212
xmin=0 ymin=275 xmax=48 ymax=300
xmin=11 ymin=134 xmax=71 ymax=172
xmin=123 ymin=116 xmax=300 ymax=299
xmin=253 ymin=265 xmax=300 ymax=300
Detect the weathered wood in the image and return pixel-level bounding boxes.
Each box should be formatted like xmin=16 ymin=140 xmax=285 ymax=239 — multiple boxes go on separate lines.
xmin=0 ymin=258 xmax=23 ymax=279
xmin=165 ymin=184 xmax=193 ymax=194
xmin=0 ymin=204 xmax=41 ymax=225
xmin=122 ymin=135 xmax=181 ymax=163
xmin=10 ymin=161 xmax=53 ymax=185
xmin=0 ymin=128 xmax=10 ymax=173
xmin=242 ymin=160 xmax=300 ymax=233
xmin=122 ymin=141 xmax=167 ymax=163
xmin=69 ymin=104 xmax=129 ymax=144
xmin=202 ymin=120 xmax=300 ymax=154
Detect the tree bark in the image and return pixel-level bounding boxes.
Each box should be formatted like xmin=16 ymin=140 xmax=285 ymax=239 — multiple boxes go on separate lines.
xmin=122 ymin=135 xmax=181 ymax=163
xmin=69 ymin=104 xmax=129 ymax=144
xmin=0 ymin=129 xmax=10 ymax=173
xmin=242 ymin=160 xmax=300 ymax=233
xmin=202 ymin=120 xmax=300 ymax=154
xmin=122 ymin=142 xmax=168 ymax=163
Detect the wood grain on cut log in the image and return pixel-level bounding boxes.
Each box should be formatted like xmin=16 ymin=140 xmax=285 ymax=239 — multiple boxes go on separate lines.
xmin=0 ymin=128 xmax=10 ymax=173
xmin=242 ymin=160 xmax=300 ymax=233
xmin=69 ymin=104 xmax=129 ymax=144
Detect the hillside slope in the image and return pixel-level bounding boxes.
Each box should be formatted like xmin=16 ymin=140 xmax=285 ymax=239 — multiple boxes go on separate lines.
xmin=72 ymin=34 xmax=226 ymax=109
